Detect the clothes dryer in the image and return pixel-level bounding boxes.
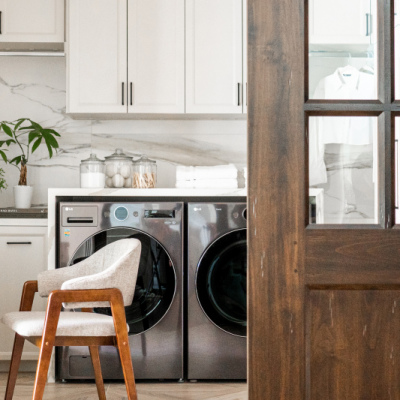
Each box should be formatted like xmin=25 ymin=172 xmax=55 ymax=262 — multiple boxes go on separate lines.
xmin=56 ymin=201 xmax=183 ymax=380
xmin=187 ymin=202 xmax=247 ymax=380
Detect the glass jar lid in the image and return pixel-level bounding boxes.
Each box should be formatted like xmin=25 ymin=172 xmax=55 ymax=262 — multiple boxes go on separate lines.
xmin=134 ymin=154 xmax=156 ymax=165
xmin=104 ymin=148 xmax=133 ymax=161
xmin=80 ymin=153 xmax=104 ymax=164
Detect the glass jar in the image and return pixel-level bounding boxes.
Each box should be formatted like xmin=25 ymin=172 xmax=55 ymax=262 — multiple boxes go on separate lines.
xmin=104 ymin=148 xmax=133 ymax=188
xmin=80 ymin=153 xmax=105 ymax=188
xmin=133 ymin=155 xmax=157 ymax=188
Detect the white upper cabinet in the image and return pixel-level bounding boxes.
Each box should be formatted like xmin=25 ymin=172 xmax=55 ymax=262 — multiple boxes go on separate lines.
xmin=309 ymin=0 xmax=372 ymax=45
xmin=186 ymin=0 xmax=243 ymax=114
xmin=0 ymin=0 xmax=64 ymax=42
xmin=67 ymin=0 xmax=127 ymax=113
xmin=128 ymin=0 xmax=184 ymax=114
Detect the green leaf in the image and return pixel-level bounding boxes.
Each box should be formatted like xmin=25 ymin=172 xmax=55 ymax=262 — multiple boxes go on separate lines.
xmin=9 ymin=155 xmax=22 ymax=166
xmin=28 ymin=120 xmax=43 ymax=130
xmin=1 ymin=123 xmax=13 ymax=138
xmin=31 ymin=137 xmax=42 ymax=154
xmin=0 ymin=150 xmax=7 ymax=163
xmin=46 ymin=142 xmax=53 ymax=158
xmin=6 ymin=139 xmax=15 ymax=146
xmin=42 ymin=132 xmax=59 ymax=150
xmin=14 ymin=118 xmax=28 ymax=131
xmin=28 ymin=131 xmax=40 ymax=144
xmin=44 ymin=128 xmax=61 ymax=137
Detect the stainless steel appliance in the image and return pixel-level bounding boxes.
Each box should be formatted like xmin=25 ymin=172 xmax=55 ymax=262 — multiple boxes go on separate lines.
xmin=187 ymin=202 xmax=247 ymax=380
xmin=57 ymin=201 xmax=184 ymax=380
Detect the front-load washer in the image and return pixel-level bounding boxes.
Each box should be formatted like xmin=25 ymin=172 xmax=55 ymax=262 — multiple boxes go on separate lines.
xmin=187 ymin=202 xmax=247 ymax=380
xmin=56 ymin=201 xmax=183 ymax=380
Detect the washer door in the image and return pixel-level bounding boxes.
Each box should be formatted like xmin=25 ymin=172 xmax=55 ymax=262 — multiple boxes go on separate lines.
xmin=196 ymin=229 xmax=247 ymax=337
xmin=68 ymin=227 xmax=176 ymax=335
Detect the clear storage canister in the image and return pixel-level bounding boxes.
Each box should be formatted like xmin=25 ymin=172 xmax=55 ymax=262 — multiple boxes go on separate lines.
xmin=104 ymin=148 xmax=133 ymax=188
xmin=80 ymin=153 xmax=105 ymax=188
xmin=133 ymin=155 xmax=157 ymax=188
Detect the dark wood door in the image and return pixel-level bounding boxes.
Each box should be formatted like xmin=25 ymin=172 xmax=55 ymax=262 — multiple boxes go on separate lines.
xmin=248 ymin=0 xmax=400 ymax=398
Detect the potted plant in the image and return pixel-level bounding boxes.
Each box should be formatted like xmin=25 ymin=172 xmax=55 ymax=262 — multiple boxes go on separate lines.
xmin=0 ymin=118 xmax=60 ymax=208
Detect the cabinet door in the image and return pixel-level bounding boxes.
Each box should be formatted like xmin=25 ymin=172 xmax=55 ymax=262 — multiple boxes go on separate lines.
xmin=128 ymin=0 xmax=184 ymax=114
xmin=309 ymin=0 xmax=371 ymax=45
xmin=0 ymin=226 xmax=48 ymax=361
xmin=0 ymin=0 xmax=64 ymax=42
xmin=186 ymin=0 xmax=243 ymax=114
xmin=67 ymin=0 xmax=127 ymax=113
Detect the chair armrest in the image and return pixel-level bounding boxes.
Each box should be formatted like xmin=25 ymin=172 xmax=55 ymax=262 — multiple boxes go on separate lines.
xmin=19 ymin=280 xmax=38 ymax=311
xmin=40 ymin=288 xmax=127 ymax=348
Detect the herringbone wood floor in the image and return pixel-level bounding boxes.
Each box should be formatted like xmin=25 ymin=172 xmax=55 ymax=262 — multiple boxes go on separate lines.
xmin=0 ymin=373 xmax=248 ymax=400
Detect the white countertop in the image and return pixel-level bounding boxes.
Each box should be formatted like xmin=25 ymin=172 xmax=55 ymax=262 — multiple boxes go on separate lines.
xmin=48 ymin=187 xmax=247 ymax=198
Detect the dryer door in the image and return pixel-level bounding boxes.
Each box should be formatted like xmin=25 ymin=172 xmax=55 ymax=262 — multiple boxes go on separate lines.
xmin=67 ymin=227 xmax=176 ymax=335
xmin=196 ymin=228 xmax=247 ymax=337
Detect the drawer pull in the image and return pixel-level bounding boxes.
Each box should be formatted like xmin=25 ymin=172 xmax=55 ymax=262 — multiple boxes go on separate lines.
xmin=7 ymin=241 xmax=32 ymax=245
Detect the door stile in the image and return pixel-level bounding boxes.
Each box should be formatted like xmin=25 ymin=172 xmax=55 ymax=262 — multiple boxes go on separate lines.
xmin=248 ymin=0 xmax=306 ymax=399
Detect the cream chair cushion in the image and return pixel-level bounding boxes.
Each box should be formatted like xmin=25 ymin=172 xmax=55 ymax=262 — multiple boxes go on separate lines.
xmin=1 ymin=311 xmax=129 ymax=337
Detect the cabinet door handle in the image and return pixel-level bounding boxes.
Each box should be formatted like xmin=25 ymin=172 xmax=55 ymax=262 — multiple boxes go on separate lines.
xmin=130 ymin=82 xmax=133 ymax=105
xmin=246 ymin=82 xmax=248 ymax=106
xmin=7 ymin=242 xmax=32 ymax=245
xmin=0 ymin=12 xmax=2 ymax=35
xmin=237 ymin=83 xmax=241 ymax=106
xmin=122 ymin=82 xmax=125 ymax=106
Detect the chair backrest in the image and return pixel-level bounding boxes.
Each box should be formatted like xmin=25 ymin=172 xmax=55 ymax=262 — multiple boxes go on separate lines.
xmin=38 ymin=238 xmax=141 ymax=309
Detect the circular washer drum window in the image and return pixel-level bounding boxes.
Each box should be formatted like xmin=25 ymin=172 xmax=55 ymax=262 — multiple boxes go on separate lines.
xmin=196 ymin=229 xmax=247 ymax=337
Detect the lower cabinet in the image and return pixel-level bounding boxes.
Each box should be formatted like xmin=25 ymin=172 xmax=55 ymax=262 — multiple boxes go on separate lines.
xmin=0 ymin=224 xmax=48 ymax=362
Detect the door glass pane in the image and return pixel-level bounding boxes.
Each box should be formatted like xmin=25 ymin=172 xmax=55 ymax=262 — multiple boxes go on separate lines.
xmin=309 ymin=116 xmax=379 ymax=224
xmin=309 ymin=0 xmax=377 ymax=100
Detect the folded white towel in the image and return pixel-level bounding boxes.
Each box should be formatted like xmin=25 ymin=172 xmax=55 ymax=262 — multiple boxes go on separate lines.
xmin=176 ymin=164 xmax=237 ymax=181
xmin=175 ymin=178 xmax=238 ymax=189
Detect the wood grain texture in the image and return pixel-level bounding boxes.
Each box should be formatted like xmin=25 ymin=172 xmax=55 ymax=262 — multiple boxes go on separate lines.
xmin=306 ymin=229 xmax=400 ymax=284
xmin=247 ymin=0 xmax=305 ymax=398
xmin=307 ymin=289 xmax=400 ymax=400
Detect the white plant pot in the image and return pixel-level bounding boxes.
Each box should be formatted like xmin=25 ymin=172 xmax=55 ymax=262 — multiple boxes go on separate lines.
xmin=13 ymin=185 xmax=33 ymax=209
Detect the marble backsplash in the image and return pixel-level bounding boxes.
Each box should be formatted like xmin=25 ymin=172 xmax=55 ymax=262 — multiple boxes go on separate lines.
xmin=0 ymin=56 xmax=247 ymax=207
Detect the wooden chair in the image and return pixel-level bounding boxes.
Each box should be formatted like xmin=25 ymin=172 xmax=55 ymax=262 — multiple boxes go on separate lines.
xmin=1 ymin=238 xmax=142 ymax=400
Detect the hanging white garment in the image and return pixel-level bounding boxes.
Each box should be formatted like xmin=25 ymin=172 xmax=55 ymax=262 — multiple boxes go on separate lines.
xmin=309 ymin=66 xmax=376 ymax=186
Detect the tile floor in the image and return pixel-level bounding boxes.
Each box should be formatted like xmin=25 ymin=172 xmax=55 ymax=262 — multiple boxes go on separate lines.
xmin=0 ymin=372 xmax=248 ymax=400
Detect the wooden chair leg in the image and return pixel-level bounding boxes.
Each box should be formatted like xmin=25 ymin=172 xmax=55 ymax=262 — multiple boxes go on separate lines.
xmin=4 ymin=333 xmax=25 ymax=400
xmin=116 ymin=339 xmax=137 ymax=400
xmin=32 ymin=340 xmax=54 ymax=400
xmin=89 ymin=346 xmax=106 ymax=400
